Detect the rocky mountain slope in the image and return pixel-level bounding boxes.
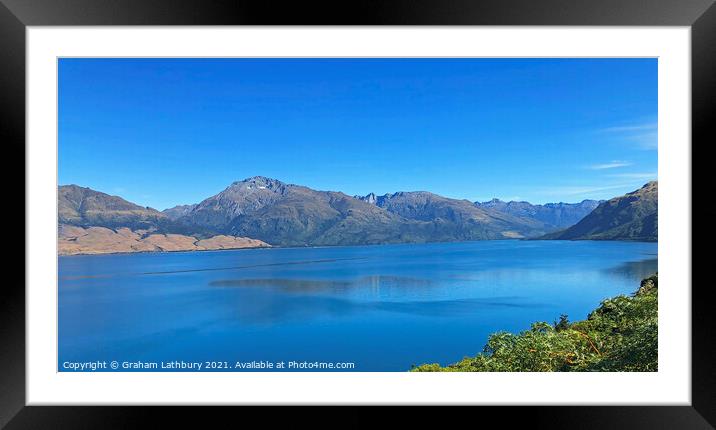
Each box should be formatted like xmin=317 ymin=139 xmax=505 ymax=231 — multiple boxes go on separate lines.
xmin=59 ymin=185 xmax=169 ymax=231
xmin=59 ymin=178 xmax=658 ymax=253
xmin=475 ymin=198 xmax=602 ymax=230
xmin=355 ymin=190 xmax=549 ymax=239
xmin=162 ymin=204 xmax=198 ymax=220
xmin=58 ymin=185 xmax=269 ymax=255
xmin=541 ymin=182 xmax=657 ymax=241
xmin=175 ymin=177 xmax=548 ymax=246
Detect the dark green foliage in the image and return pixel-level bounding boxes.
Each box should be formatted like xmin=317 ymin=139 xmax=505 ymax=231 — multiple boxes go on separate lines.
xmin=411 ymin=273 xmax=658 ymax=372
xmin=553 ymin=314 xmax=570 ymax=332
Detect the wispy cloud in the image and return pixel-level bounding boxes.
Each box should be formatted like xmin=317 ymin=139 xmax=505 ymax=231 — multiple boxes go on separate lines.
xmin=542 ymin=183 xmax=639 ymax=197
xmin=599 ymin=121 xmax=658 ymax=150
xmin=626 ymin=131 xmax=658 ymax=150
xmin=601 ymin=124 xmax=656 ymax=133
xmin=588 ymin=160 xmax=631 ymax=170
xmin=607 ymin=172 xmax=657 ymax=181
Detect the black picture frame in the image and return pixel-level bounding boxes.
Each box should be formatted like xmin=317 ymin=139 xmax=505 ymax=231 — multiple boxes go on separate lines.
xmin=2 ymin=0 xmax=714 ymax=427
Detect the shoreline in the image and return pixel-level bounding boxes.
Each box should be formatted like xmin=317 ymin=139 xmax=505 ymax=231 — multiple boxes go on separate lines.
xmin=58 ymin=237 xmax=659 ymax=257
xmin=57 ymin=244 xmax=272 ymax=258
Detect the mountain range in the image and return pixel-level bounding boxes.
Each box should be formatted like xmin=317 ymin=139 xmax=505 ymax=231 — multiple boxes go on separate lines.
xmin=541 ymin=181 xmax=657 ymax=241
xmin=475 ymin=198 xmax=602 ymax=230
xmin=58 ymin=177 xmax=658 ymax=254
xmin=163 ymin=177 xmax=554 ymax=246
xmin=59 ymin=184 xmax=170 ymax=231
xmin=58 ymin=185 xmax=269 ymax=255
xmin=354 ymin=193 xmax=601 ymax=232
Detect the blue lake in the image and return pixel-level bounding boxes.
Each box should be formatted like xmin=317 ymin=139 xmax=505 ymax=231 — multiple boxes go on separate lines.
xmin=58 ymin=240 xmax=657 ymax=371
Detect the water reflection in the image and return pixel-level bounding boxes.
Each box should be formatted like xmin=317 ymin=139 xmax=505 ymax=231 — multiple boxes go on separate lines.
xmin=209 ymin=275 xmax=434 ymax=293
xmin=211 ymin=278 xmax=354 ymax=290
xmin=220 ymin=290 xmax=544 ymax=325
xmin=368 ymin=296 xmax=547 ymax=317
xmin=603 ymin=258 xmax=658 ymax=282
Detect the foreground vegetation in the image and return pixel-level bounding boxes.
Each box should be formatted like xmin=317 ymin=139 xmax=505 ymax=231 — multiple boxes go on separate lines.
xmin=412 ymin=274 xmax=658 ymax=372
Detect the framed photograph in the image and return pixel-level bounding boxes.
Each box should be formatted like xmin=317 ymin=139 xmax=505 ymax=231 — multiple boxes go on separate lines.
xmin=4 ymin=0 xmax=714 ymax=426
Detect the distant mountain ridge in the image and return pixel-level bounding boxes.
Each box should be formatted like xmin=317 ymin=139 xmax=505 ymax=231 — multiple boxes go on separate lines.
xmin=475 ymin=198 xmax=603 ymax=230
xmin=353 ymin=190 xmax=549 ymax=237
xmin=59 ymin=185 xmax=177 ymax=232
xmin=541 ymin=181 xmax=657 ymax=241
xmin=162 ymin=204 xmax=198 ymax=220
xmin=58 ymin=185 xmax=269 ymax=255
xmin=59 ymin=178 xmax=658 ymax=253
xmin=175 ymin=177 xmax=548 ymax=246
xmin=354 ymin=192 xmax=600 ymax=232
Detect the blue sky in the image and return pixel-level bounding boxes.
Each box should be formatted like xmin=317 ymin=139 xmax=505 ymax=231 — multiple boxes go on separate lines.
xmin=59 ymin=58 xmax=657 ymax=210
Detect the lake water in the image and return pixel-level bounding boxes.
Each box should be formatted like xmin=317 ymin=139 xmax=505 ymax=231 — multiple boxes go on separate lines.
xmin=58 ymin=240 xmax=657 ymax=372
